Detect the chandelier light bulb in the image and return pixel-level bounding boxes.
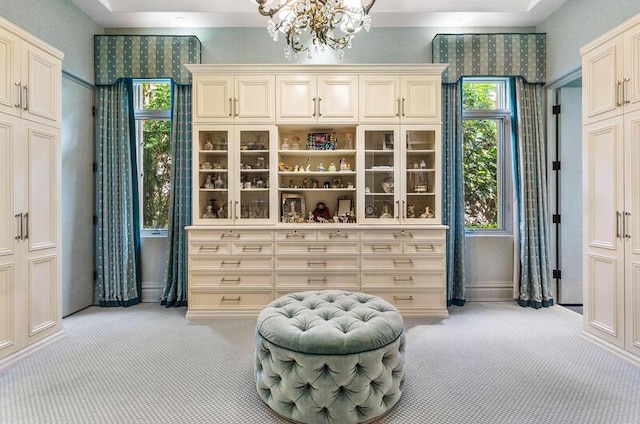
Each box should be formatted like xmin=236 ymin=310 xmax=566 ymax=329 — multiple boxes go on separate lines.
xmin=252 ymin=0 xmax=376 ymax=59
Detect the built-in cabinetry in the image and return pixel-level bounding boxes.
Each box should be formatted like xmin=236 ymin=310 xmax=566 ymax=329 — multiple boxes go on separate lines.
xmin=185 ymin=64 xmax=448 ymax=319
xmin=0 ymin=17 xmax=63 ymax=369
xmin=582 ymin=13 xmax=640 ymax=369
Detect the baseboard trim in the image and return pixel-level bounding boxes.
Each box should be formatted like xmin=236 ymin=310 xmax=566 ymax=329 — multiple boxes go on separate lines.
xmin=466 ymin=282 xmax=514 ymax=302
xmin=0 ymin=329 xmax=65 ymax=371
xmin=141 ymin=282 xmax=164 ymax=303
xmin=581 ymin=330 xmax=640 ymax=370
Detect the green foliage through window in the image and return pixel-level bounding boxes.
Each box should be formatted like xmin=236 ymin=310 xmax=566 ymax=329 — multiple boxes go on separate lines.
xmin=136 ymin=81 xmax=172 ymax=231
xmin=462 ymin=80 xmax=508 ymax=230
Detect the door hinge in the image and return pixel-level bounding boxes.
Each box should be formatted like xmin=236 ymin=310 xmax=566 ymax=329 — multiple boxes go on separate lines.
xmin=552 ymin=214 xmax=561 ymax=224
xmin=553 ymin=269 xmax=562 ymax=279
xmin=552 ymin=105 xmax=561 ymax=115
xmin=552 ymin=161 xmax=561 ymax=171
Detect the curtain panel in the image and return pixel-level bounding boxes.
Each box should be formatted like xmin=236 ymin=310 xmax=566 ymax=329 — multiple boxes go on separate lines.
xmin=432 ymin=33 xmax=546 ymax=84
xmin=94 ymin=35 xmax=201 ymax=85
xmin=95 ymin=80 xmax=141 ymax=307
xmin=162 ymin=84 xmax=193 ymax=307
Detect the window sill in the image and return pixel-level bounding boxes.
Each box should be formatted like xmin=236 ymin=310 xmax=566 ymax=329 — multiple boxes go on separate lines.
xmin=141 ymin=230 xmax=168 ymax=238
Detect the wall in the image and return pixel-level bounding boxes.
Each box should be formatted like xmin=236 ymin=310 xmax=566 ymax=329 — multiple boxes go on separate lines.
xmin=0 ymin=0 xmax=102 ymax=315
xmin=538 ymin=0 xmax=640 ymax=84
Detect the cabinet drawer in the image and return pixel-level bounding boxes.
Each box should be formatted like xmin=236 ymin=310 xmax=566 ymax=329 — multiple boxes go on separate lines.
xmin=361 ymin=242 xmax=402 ymax=254
xmin=275 ymin=273 xmax=359 ymax=289
xmin=189 ymin=229 xmax=273 ymax=241
xmin=276 ymin=256 xmax=359 ymax=270
xmin=361 ymin=255 xmax=444 ymax=270
xmin=360 ymin=229 xmax=445 ymax=241
xmin=188 ymin=289 xmax=273 ymax=309
xmin=190 ymin=271 xmax=273 ymax=287
xmin=275 ymin=242 xmax=359 ymax=254
xmin=189 ymin=242 xmax=231 ymax=255
xmin=404 ymin=241 xmax=445 ymax=254
xmin=189 ymin=256 xmax=273 ymax=270
xmin=317 ymin=229 xmax=359 ymax=241
xmin=231 ymin=242 xmax=273 ymax=255
xmin=366 ymin=289 xmax=446 ymax=310
xmin=274 ymin=229 xmax=317 ymax=241
xmin=361 ymin=272 xmax=445 ymax=288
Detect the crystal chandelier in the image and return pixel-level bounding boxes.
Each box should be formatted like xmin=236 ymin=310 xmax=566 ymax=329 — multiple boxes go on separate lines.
xmin=252 ymin=0 xmax=376 ymax=59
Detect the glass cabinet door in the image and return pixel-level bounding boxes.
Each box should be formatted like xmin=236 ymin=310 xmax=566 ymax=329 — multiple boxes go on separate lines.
xmin=234 ymin=126 xmax=277 ymax=224
xmin=402 ymin=126 xmax=441 ymax=223
xmin=358 ymin=126 xmax=400 ymax=224
xmin=194 ymin=126 xmax=232 ymax=224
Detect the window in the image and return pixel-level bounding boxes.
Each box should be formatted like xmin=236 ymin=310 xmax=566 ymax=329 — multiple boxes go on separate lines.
xmin=133 ymin=80 xmax=172 ymax=233
xmin=462 ymin=78 xmax=512 ymax=230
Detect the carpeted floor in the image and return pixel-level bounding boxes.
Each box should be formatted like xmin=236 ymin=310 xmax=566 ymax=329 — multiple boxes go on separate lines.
xmin=1 ymin=302 xmax=639 ymax=424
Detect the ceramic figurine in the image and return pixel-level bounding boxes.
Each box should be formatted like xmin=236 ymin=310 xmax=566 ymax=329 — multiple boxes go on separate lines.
xmin=328 ymin=162 xmax=337 ymax=172
xmin=202 ymin=175 xmax=215 ymax=189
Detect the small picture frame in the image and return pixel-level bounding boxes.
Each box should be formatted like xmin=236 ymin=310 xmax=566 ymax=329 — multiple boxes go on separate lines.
xmin=331 ymin=178 xmax=342 ymax=188
xmin=282 ymin=193 xmax=305 ymax=223
xmin=337 ymin=197 xmax=352 ymax=215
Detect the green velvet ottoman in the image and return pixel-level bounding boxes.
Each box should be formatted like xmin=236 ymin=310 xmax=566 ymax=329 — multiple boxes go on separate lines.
xmin=254 ymin=290 xmax=406 ymax=424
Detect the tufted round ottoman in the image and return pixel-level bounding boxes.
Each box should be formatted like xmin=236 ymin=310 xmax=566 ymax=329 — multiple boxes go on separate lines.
xmin=254 ymin=290 xmax=406 ymax=424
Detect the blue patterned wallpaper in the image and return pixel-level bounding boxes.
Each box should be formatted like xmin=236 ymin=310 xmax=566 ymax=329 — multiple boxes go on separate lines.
xmin=432 ymin=33 xmax=546 ymax=84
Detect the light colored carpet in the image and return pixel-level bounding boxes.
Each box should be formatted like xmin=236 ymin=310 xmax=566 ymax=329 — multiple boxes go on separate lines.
xmin=1 ymin=302 xmax=639 ymax=424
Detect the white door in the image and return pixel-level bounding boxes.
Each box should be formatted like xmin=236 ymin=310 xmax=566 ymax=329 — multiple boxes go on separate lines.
xmin=276 ymin=75 xmax=316 ymax=121
xmin=317 ymin=74 xmax=358 ymax=122
xmin=0 ymin=27 xmax=20 ymax=117
xmin=400 ymin=75 xmax=441 ymax=123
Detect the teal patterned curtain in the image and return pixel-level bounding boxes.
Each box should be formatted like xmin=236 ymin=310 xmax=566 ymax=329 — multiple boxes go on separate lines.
xmin=432 ymin=33 xmax=546 ymax=84
xmin=514 ymin=78 xmax=553 ymax=308
xmin=162 ymin=83 xmax=192 ymax=307
xmin=95 ymin=80 xmax=141 ymax=307
xmin=442 ymin=83 xmax=466 ymax=305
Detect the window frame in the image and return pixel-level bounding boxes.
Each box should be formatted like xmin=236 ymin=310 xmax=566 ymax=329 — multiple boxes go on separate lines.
xmin=461 ymin=77 xmax=513 ymax=234
xmin=132 ymin=79 xmax=172 ymax=237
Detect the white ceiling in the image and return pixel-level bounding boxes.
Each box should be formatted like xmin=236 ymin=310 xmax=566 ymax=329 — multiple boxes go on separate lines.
xmin=68 ymin=0 xmax=570 ymax=28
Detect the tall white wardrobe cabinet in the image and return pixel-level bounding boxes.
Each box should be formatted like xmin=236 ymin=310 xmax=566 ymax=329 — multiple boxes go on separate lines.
xmin=0 ymin=16 xmax=63 ymax=369
xmin=581 ymin=12 xmax=640 ymax=369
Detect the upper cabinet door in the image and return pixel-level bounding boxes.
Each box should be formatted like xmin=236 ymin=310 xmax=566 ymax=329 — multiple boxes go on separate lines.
xmin=317 ymin=74 xmax=358 ymax=123
xmin=0 ymin=27 xmax=20 ymax=118
xmin=400 ymin=75 xmax=441 ymax=124
xmin=276 ymin=75 xmax=317 ymax=122
xmin=193 ymin=75 xmax=234 ymax=123
xmin=359 ymin=75 xmax=399 ymax=123
xmin=624 ymin=24 xmax=640 ymax=115
xmin=583 ymin=35 xmax=624 ymax=123
xmin=234 ymin=76 xmax=275 ymax=123
xmin=22 ymin=42 xmax=61 ymax=127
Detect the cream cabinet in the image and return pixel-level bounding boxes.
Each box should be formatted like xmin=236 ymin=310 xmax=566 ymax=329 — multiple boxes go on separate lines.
xmin=0 ymin=82 xmax=62 ymax=366
xmin=192 ymin=74 xmax=275 ymax=123
xmin=185 ymin=64 xmax=448 ymax=320
xmin=582 ymin=14 xmax=640 ymax=369
xmin=193 ymin=124 xmax=278 ymax=225
xmin=582 ymin=17 xmax=640 ymax=123
xmin=276 ymin=74 xmax=358 ymax=123
xmin=0 ymin=19 xmax=61 ymax=127
xmin=358 ymin=125 xmax=441 ymax=224
xmin=359 ymin=74 xmax=441 ymax=124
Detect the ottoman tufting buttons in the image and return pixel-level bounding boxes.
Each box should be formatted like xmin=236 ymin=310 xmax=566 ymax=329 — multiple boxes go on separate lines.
xmin=255 ymin=290 xmax=406 ymax=424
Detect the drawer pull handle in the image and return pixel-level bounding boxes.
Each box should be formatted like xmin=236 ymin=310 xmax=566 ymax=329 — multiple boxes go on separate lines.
xmin=372 ymin=245 xmax=392 ymax=251
xmin=393 ymin=259 xmax=414 ymax=266
xmin=221 ymin=232 xmax=240 ymax=239
xmin=393 ymin=295 xmax=414 ymax=301
xmin=414 ymin=245 xmax=435 ymax=252
xmin=199 ymin=245 xmax=220 ymax=252
xmin=308 ymin=246 xmax=327 ymax=252
xmin=307 ymin=277 xmax=327 ymax=284
xmin=393 ymin=231 xmax=413 ymax=239
xmin=308 ymin=260 xmax=327 ymax=267
xmin=242 ymin=246 xmax=263 ymax=252
xmin=285 ymin=233 xmax=306 ymax=239
xmin=329 ymin=232 xmax=348 ymax=239
xmin=393 ymin=276 xmax=414 ymax=283
xmin=221 ymin=296 xmax=241 ymax=302
xmin=220 ymin=277 xmax=241 ymax=283
xmin=221 ymin=260 xmax=241 ymax=266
